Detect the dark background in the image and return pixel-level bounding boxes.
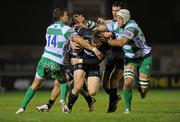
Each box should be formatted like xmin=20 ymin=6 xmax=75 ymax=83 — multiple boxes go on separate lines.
xmin=1 ymin=0 xmax=180 ymax=46
xmin=1 ymin=0 xmax=180 ymax=90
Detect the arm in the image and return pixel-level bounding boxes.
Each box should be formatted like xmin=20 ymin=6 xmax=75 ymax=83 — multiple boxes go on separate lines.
xmin=101 ymin=32 xmax=114 ymax=38
xmin=72 ymin=35 xmax=93 ymax=51
xmin=103 ymin=37 xmax=129 ymax=47
xmin=71 ymin=35 xmax=103 ymax=60
xmin=97 ymin=17 xmax=112 ymax=24
xmin=96 ymin=24 xmax=108 ymax=32
xmin=105 ymin=27 xmax=137 ymax=47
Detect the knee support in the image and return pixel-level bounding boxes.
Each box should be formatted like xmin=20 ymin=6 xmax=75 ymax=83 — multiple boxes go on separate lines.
xmin=139 ymin=78 xmax=150 ymax=88
xmin=123 ymin=69 xmax=135 ymax=80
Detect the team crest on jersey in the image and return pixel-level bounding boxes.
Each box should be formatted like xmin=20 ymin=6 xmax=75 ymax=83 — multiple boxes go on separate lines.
xmin=94 ymin=71 xmax=99 ymax=75
xmin=123 ymin=31 xmax=134 ymax=39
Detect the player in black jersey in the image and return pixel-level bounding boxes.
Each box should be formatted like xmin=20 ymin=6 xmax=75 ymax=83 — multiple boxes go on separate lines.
xmin=35 ymin=41 xmax=97 ymax=113
xmin=67 ymin=27 xmax=108 ymax=113
xmin=97 ymin=1 xmax=127 ymax=113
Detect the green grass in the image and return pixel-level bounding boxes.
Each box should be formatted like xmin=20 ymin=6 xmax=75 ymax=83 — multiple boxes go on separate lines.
xmin=0 ymin=89 xmax=180 ymax=122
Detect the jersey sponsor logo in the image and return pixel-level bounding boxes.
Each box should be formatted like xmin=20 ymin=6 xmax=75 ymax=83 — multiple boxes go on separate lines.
xmin=123 ymin=31 xmax=134 ymax=39
xmin=94 ymin=71 xmax=99 ymax=75
xmin=77 ymin=64 xmax=83 ymax=69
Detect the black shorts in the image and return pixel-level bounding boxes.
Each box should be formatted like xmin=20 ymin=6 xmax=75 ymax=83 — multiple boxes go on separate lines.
xmin=86 ymin=65 xmax=100 ymax=77
xmin=105 ymin=52 xmax=124 ymax=71
xmin=73 ymin=64 xmax=100 ymax=77
xmin=73 ymin=63 xmax=85 ymax=71
xmin=65 ymin=65 xmax=73 ymax=81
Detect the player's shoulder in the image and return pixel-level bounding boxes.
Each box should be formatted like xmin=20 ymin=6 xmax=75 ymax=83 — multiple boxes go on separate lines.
xmin=125 ymin=20 xmax=138 ymax=29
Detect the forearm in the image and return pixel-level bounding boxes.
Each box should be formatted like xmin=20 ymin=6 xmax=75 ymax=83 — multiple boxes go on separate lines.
xmin=107 ymin=39 xmax=127 ymax=47
xmin=72 ymin=35 xmax=94 ymax=51
xmin=96 ymin=24 xmax=107 ymax=32
xmin=72 ymin=35 xmax=103 ymax=60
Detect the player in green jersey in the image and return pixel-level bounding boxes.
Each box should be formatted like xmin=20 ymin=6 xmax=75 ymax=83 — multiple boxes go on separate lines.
xmin=98 ymin=1 xmax=126 ymax=113
xmin=15 ymin=7 xmax=103 ymax=114
xmin=97 ymin=9 xmax=152 ymax=114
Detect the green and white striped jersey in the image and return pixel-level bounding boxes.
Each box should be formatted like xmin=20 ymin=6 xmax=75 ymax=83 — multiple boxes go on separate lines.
xmin=42 ymin=21 xmax=77 ymax=65
xmin=84 ymin=20 xmax=97 ymax=31
xmin=106 ymin=20 xmax=151 ymax=59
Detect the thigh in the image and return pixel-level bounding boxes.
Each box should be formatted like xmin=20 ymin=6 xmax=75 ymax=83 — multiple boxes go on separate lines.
xmin=65 ymin=65 xmax=74 ymax=82
xmin=87 ymin=76 xmax=100 ymax=93
xmin=36 ymin=59 xmax=45 ymax=79
xmin=73 ymin=69 xmax=86 ymax=88
xmin=102 ymin=64 xmax=115 ymax=88
xmin=139 ymin=56 xmax=152 ymax=82
xmin=139 ymin=55 xmax=152 ymax=76
xmin=110 ymin=69 xmax=124 ymax=87
xmin=36 ymin=57 xmax=63 ymax=80
xmin=102 ymin=70 xmax=112 ymax=88
xmin=110 ymin=68 xmax=124 ymax=81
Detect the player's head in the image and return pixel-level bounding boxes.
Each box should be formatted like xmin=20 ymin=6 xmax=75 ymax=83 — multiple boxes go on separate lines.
xmin=91 ymin=31 xmax=104 ymax=48
xmin=112 ymin=1 xmax=126 ymax=20
xmin=53 ymin=7 xmax=69 ymax=24
xmin=116 ymin=9 xmax=130 ymax=26
xmin=72 ymin=10 xmax=85 ymax=23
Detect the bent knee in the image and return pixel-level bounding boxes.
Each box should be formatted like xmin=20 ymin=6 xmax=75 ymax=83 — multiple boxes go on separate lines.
xmin=72 ymin=87 xmax=81 ymax=94
xmin=88 ymin=90 xmax=97 ymax=96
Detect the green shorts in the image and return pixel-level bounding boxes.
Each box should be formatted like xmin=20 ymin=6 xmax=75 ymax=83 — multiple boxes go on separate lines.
xmin=36 ymin=57 xmax=65 ymax=81
xmin=124 ymin=54 xmax=152 ymax=75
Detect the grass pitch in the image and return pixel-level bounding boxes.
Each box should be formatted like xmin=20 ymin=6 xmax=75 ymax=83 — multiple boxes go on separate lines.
xmin=0 ymin=89 xmax=180 ymax=122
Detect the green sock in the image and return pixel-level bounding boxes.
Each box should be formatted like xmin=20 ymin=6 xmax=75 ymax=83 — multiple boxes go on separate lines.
xmin=123 ymin=88 xmax=132 ymax=111
xmin=60 ymin=83 xmax=68 ymax=102
xmin=20 ymin=87 xmax=35 ymax=109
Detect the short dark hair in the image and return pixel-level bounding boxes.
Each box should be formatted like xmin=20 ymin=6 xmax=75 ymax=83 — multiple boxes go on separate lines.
xmin=112 ymin=1 xmax=126 ymax=9
xmin=72 ymin=10 xmax=84 ymax=16
xmin=53 ymin=7 xmax=67 ymax=21
xmin=72 ymin=10 xmax=85 ymax=23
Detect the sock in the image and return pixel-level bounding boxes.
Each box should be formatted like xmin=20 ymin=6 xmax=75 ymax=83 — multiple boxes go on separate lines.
xmin=80 ymin=83 xmax=92 ymax=104
xmin=123 ymin=89 xmax=132 ymax=111
xmin=60 ymin=83 xmax=68 ymax=102
xmin=104 ymin=88 xmax=110 ymax=95
xmin=109 ymin=88 xmax=118 ymax=102
xmin=81 ymin=94 xmax=92 ymax=104
xmin=68 ymin=92 xmax=78 ymax=110
xmin=47 ymin=99 xmax=55 ymax=109
xmin=20 ymin=87 xmax=35 ymax=109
